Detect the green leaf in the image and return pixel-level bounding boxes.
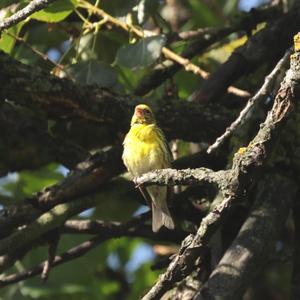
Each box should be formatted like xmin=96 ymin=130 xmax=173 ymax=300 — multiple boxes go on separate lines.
xmin=116 ymin=35 xmax=166 ymax=69
xmin=0 ymin=21 xmax=23 ymax=53
xmin=31 ymin=0 xmax=77 ymax=23
xmin=65 ymin=60 xmax=118 ymax=87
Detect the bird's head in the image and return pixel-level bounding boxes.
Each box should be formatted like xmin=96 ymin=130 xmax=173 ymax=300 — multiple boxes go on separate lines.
xmin=131 ymin=104 xmax=156 ymax=126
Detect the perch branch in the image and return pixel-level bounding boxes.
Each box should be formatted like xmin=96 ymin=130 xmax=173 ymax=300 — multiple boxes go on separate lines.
xmin=135 ymin=168 xmax=226 ymax=188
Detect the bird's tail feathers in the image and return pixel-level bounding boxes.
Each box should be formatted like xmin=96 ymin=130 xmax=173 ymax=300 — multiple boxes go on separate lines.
xmin=152 ymin=202 xmax=175 ymax=232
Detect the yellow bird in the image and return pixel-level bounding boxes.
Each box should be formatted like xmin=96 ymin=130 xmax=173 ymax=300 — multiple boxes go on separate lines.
xmin=122 ymin=104 xmax=175 ymax=232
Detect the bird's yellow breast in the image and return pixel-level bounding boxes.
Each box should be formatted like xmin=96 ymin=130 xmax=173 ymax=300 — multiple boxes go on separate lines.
xmin=122 ymin=124 xmax=171 ymax=176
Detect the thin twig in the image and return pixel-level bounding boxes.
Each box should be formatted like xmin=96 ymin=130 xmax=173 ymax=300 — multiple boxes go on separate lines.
xmin=168 ymin=27 xmax=225 ymax=42
xmin=4 ymin=31 xmax=75 ymax=80
xmin=41 ymin=230 xmax=60 ymax=281
xmin=207 ymin=48 xmax=292 ymax=154
xmin=135 ymin=4 xmax=283 ymax=96
xmin=0 ymin=0 xmax=57 ymax=32
xmin=78 ymin=0 xmax=250 ymax=98
xmin=190 ymin=4 xmax=300 ymax=103
xmin=0 ymin=235 xmax=104 ymax=287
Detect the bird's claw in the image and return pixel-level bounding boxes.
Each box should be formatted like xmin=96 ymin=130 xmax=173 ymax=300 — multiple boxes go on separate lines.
xmin=133 ymin=177 xmax=142 ymax=189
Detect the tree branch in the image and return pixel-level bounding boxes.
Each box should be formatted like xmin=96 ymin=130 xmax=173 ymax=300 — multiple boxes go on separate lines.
xmin=0 ymin=193 xmax=103 ymax=272
xmin=63 ymin=218 xmax=186 ymax=243
xmin=195 ymin=174 xmax=297 ymax=300
xmin=0 ymin=216 xmax=186 ymax=287
xmin=0 ymin=0 xmax=58 ymax=32
xmin=191 ymin=5 xmax=300 ymax=102
xmin=135 ymin=168 xmax=226 ymax=189
xmin=0 ymin=145 xmax=222 ymax=273
xmin=0 ymin=144 xmax=221 ymax=244
xmin=141 ymin=35 xmax=300 ymax=300
xmin=0 ymin=102 xmax=88 ymax=176
xmin=0 ymin=51 xmax=235 ymax=147
xmin=207 ymin=47 xmax=292 ymax=154
xmin=79 ymin=0 xmax=250 ymax=99
xmin=0 ymin=146 xmax=123 ymax=238
xmin=135 ymin=5 xmax=282 ymax=96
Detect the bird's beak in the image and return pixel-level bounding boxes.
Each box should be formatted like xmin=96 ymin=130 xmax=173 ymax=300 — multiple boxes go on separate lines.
xmin=135 ymin=107 xmax=144 ymax=118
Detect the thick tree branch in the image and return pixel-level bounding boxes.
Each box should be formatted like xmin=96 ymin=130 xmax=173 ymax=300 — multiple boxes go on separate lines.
xmin=0 ymin=193 xmax=103 ymax=272
xmin=0 ymin=146 xmax=123 ymax=238
xmin=141 ymin=35 xmax=300 ymax=300
xmin=195 ymin=174 xmax=297 ymax=300
xmin=0 ymin=102 xmax=88 ymax=176
xmin=0 ymin=51 xmax=235 ymax=148
xmin=0 ymin=0 xmax=57 ymax=32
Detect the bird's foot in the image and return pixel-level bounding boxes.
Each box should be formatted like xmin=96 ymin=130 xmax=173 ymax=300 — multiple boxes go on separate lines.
xmin=133 ymin=176 xmax=141 ymax=188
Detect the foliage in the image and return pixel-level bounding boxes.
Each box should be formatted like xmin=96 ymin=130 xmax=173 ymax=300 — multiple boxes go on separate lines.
xmin=0 ymin=0 xmax=297 ymax=299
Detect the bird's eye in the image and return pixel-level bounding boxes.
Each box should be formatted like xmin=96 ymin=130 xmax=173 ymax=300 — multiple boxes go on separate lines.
xmin=144 ymin=109 xmax=150 ymax=114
